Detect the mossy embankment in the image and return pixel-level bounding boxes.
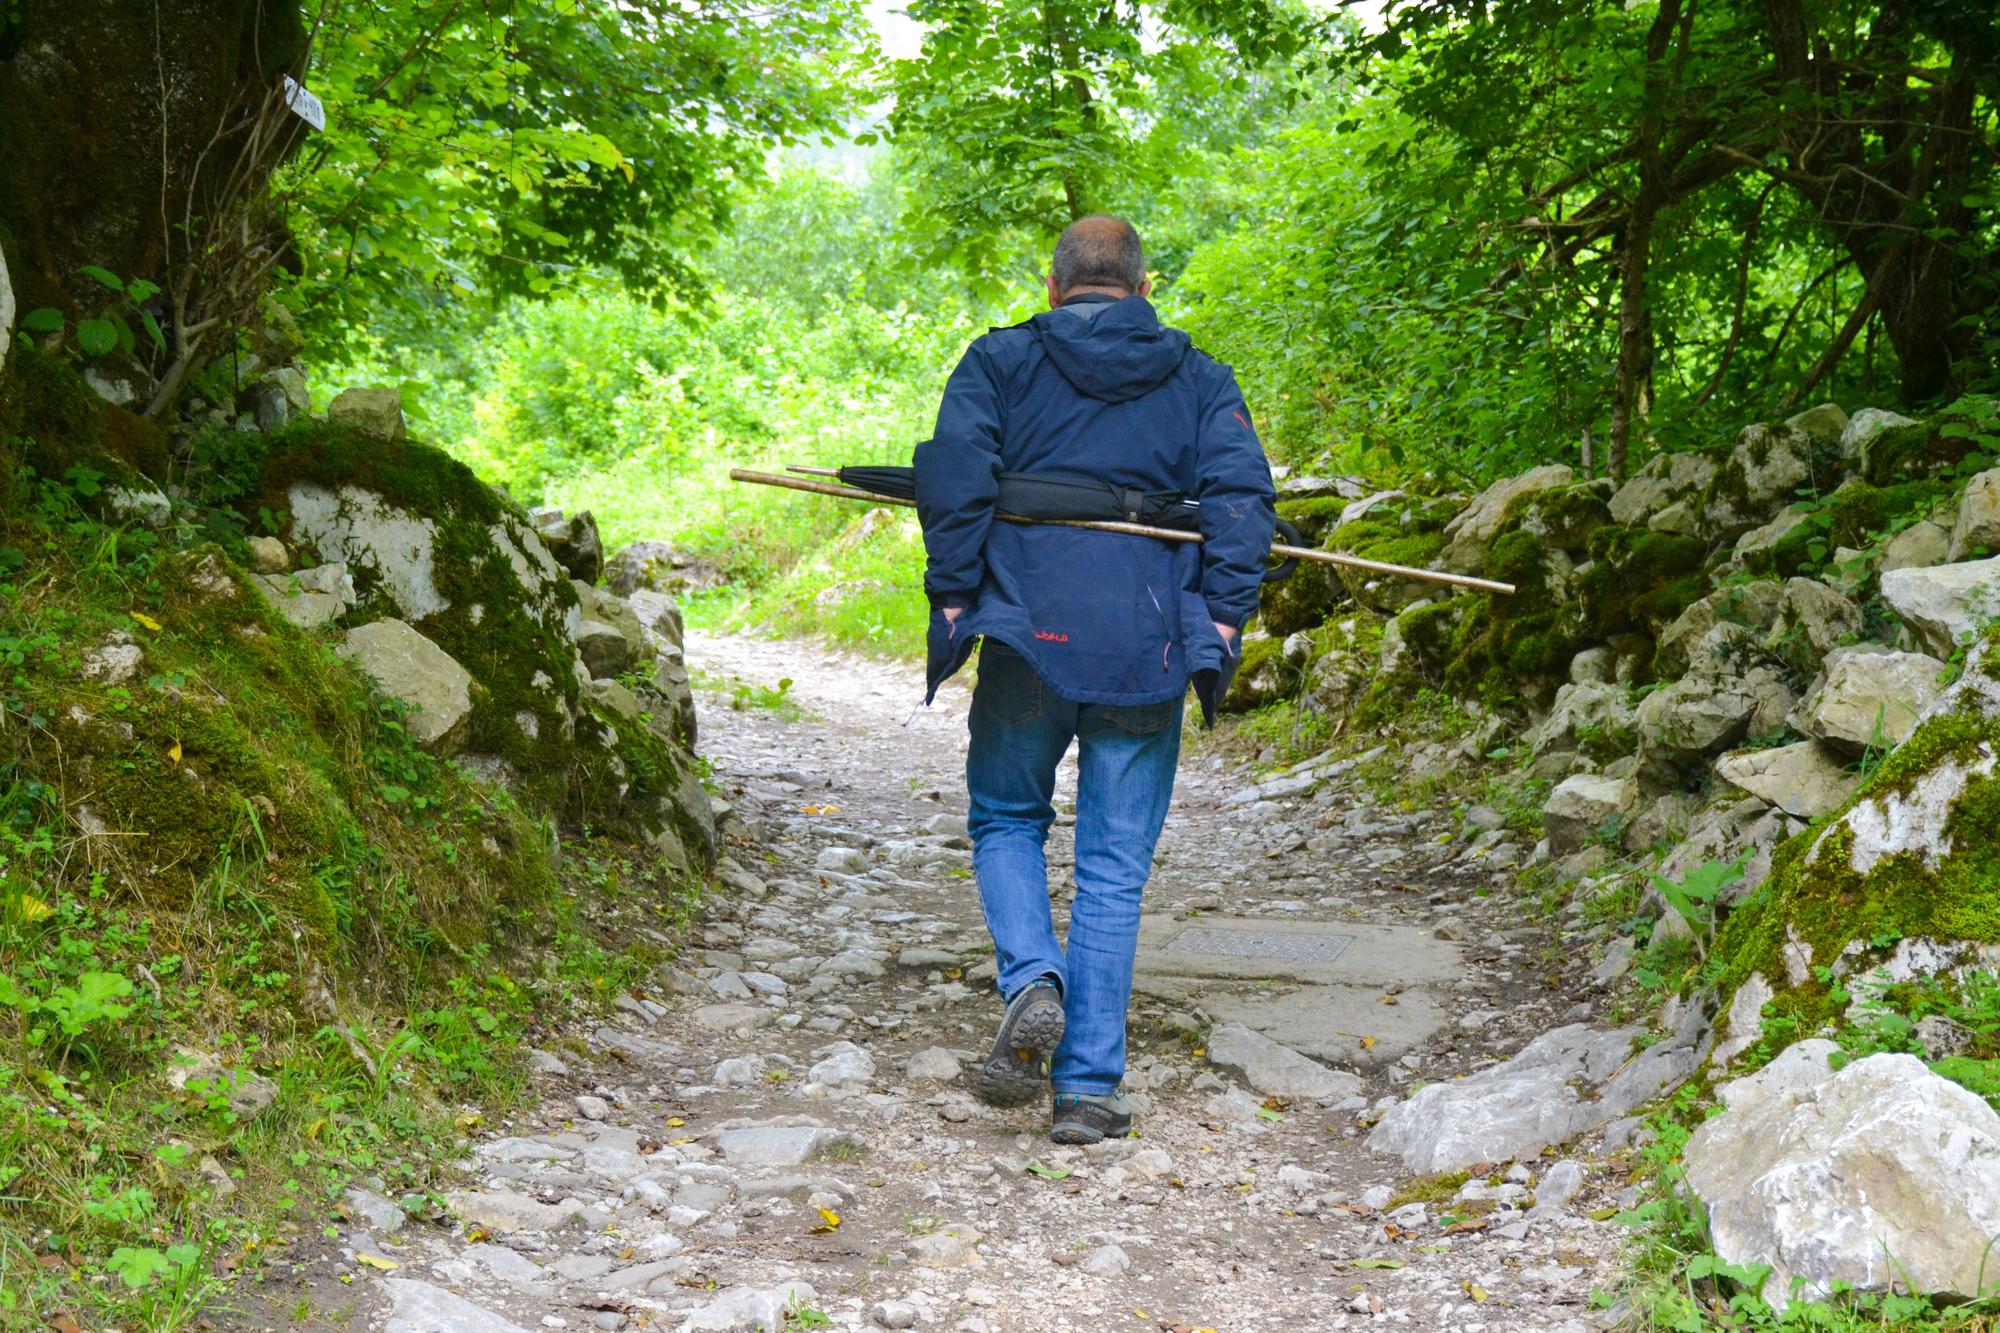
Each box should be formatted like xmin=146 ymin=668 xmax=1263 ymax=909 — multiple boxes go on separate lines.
xmin=0 ymin=350 xmax=700 ymax=1326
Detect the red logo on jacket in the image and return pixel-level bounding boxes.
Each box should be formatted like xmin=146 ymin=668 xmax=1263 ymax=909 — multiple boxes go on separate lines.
xmin=1034 ymin=630 xmax=1070 ymax=643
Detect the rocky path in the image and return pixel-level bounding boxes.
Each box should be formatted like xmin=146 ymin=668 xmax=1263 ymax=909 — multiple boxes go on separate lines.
xmin=321 ymin=634 xmax=1640 ymax=1333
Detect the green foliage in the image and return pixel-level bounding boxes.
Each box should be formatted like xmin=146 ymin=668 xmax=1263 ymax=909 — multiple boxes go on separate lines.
xmin=1646 ymin=857 xmax=1748 ymax=960
xmin=288 ymin=2 xmax=874 ymax=346
xmin=887 ymin=0 xmax=1310 ymax=286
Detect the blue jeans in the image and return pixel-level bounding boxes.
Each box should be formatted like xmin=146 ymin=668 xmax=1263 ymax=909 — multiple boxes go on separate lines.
xmin=965 ymin=640 xmax=1183 ymax=1095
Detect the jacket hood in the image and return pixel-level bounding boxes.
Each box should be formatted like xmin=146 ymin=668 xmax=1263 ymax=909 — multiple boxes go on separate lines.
xmin=1029 ymin=295 xmax=1190 ymax=404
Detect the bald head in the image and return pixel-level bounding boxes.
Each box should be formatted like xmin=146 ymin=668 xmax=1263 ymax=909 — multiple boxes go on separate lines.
xmin=1049 ymin=215 xmax=1148 ymax=303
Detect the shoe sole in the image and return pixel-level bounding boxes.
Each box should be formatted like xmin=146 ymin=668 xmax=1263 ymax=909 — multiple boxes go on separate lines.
xmin=976 ymin=994 xmax=1065 ymax=1108
xmin=1049 ymin=1113 xmax=1131 ymax=1146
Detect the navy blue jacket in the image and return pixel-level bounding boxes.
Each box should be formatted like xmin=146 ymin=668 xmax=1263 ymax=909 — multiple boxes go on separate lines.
xmin=915 ymin=293 xmax=1276 ymax=723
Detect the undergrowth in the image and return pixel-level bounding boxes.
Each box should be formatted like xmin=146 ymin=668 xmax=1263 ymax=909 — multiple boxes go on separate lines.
xmin=0 ymin=450 xmax=700 ymax=1327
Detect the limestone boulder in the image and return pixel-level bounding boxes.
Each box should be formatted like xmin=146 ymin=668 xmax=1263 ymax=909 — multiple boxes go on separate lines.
xmin=1783 ymin=402 xmax=1848 ymax=447
xmin=1365 ymin=1024 xmax=1640 ymax=1172
xmin=533 ymin=508 xmax=605 ymax=584
xmin=1543 ymin=773 xmax=1636 ymax=854
xmin=644 ymin=653 xmax=698 ymax=750
xmin=1796 ymin=647 xmax=1946 ymax=753
xmin=246 ymin=535 xmax=289 ymax=574
xmin=1637 ymin=626 xmax=1793 ymax=756
xmin=1439 ymin=464 xmax=1573 ymax=574
xmin=1949 ymin=468 xmax=2000 ymax=561
xmin=1764 ymin=577 xmax=1862 ymax=675
xmin=1305 ymin=647 xmax=1370 ymax=719
xmin=627 ymin=589 xmax=686 ymax=653
xmin=251 ymin=562 xmax=355 ymax=630
xmin=1685 ymin=1042 xmax=2000 ymax=1309
xmin=1656 ymin=798 xmax=1799 ymax=904
xmin=1206 ymin=1023 xmax=1361 ymax=1103
xmin=1744 ymin=624 xmax=2000 ymax=950
xmin=337 ymin=619 xmax=476 ymax=753
xmin=1525 ymin=681 xmax=1637 ymax=759
xmin=1839 ymin=407 xmax=1914 ymax=465
xmin=1881 ymin=556 xmax=2000 ymax=657
xmin=326 ymin=386 xmax=406 ymax=440
xmin=603 ymin=540 xmax=723 ymax=596
xmin=1654 ymin=582 xmax=1783 ymax=679
xmin=1713 ymin=741 xmax=1859 ymax=820
xmin=1609 ymin=451 xmax=1718 ymax=526
xmin=1706 ymin=424 xmax=1814 ymax=539
xmin=1879 ymin=519 xmax=1950 ymax=573
xmin=289 ymin=483 xmax=451 ymax=621
xmin=571 ymin=582 xmax=647 ymax=679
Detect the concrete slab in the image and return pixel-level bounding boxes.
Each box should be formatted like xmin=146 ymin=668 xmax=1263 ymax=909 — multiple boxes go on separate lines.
xmin=1133 ymin=916 xmax=1465 ymax=1070
xmin=1135 ymin=915 xmax=1461 ymax=987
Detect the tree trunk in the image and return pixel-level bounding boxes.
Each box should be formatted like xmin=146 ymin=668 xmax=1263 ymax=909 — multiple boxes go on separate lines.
xmin=1609 ymin=0 xmax=1684 ymax=479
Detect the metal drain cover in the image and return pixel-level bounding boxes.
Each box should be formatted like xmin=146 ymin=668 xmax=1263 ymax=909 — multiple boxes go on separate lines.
xmin=1163 ymin=926 xmax=1354 ymax=962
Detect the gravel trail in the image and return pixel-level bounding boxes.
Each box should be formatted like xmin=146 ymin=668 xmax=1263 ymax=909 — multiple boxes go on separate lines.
xmin=326 ymin=632 xmax=1632 ymax=1333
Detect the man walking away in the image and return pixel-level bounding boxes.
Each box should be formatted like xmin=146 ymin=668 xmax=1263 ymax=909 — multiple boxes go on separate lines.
xmin=913 ymin=215 xmax=1276 ymax=1143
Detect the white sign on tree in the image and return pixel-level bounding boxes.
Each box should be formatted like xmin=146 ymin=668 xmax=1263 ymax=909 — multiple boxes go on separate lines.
xmin=1 ymin=243 xmax=15 ymax=370
xmin=282 ymin=75 xmax=325 ymax=132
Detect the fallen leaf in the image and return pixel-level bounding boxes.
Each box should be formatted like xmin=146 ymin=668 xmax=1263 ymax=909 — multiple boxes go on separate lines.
xmin=809 ymin=1208 xmax=842 ymax=1234
xmin=1442 ymin=1217 xmax=1490 ymax=1235
xmin=668 ymin=1136 xmax=696 ymax=1147
xmin=466 ymin=1227 xmax=491 ymax=1244
xmin=619 ymin=1246 xmax=636 ymax=1260
xmin=356 ymin=1254 xmax=400 ymax=1271
xmin=1360 ymin=1036 xmax=1377 ymax=1050
xmin=17 ymin=894 xmax=52 ymax=922
xmin=1255 ymin=1107 xmax=1284 ymax=1123
xmin=167 ymin=741 xmax=182 ymax=766
xmin=1025 ymin=1161 xmax=1072 ymax=1180
xmin=1351 ymin=1259 xmax=1404 ymax=1270
xmin=129 ymin=611 xmax=163 ymax=631
xmin=666 ymin=1116 xmax=685 ymax=1127
xmin=1463 ymin=1282 xmax=1489 ymax=1303
xmin=454 ymin=1112 xmax=483 ymax=1133
xmin=47 ymin=1316 xmax=84 ymax=1333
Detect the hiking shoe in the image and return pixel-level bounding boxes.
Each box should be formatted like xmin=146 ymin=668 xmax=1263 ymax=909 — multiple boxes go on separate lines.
xmin=1050 ymin=1090 xmax=1131 ymax=1144
xmin=976 ymin=979 xmax=1065 ymax=1107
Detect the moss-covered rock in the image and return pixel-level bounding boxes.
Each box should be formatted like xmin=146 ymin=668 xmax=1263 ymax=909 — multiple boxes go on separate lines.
xmin=1221 ymin=634 xmax=1299 ymax=712
xmin=1862 ymin=400 xmax=1998 ymax=486
xmin=1744 ymin=479 xmax=1955 ymax=582
xmin=1327 ymin=498 xmax=1454 ymax=615
xmin=1576 ymin=525 xmax=1707 ymax=640
xmin=1257 ymin=558 xmax=1343 ymax=636
xmin=1275 ymin=494 xmax=1352 ymax=545
xmin=1716 ymin=623 xmax=2000 ymax=1010
xmin=1497 ymin=480 xmax=1613 ymax=552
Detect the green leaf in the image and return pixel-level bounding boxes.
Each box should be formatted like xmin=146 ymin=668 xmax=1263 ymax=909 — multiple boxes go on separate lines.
xmin=1351 ymin=1259 xmax=1404 ymax=1269
xmin=21 ymin=307 xmax=64 ymax=333
xmin=107 ymin=1245 xmax=173 ymax=1288
xmin=80 ymin=265 xmax=124 ymax=293
xmin=126 ymin=278 xmax=162 ymax=303
xmin=141 ymin=311 xmax=167 ymax=354
xmin=76 ymin=318 xmax=120 ymax=358
xmin=1023 ymin=1161 xmax=1072 ymax=1179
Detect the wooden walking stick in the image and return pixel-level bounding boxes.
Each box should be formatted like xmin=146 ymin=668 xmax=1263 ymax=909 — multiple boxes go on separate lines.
xmin=728 ymin=468 xmax=1516 ymax=596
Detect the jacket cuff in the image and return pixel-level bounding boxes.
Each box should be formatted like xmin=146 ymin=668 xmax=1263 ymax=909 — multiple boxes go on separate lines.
xmin=928 ymin=589 xmax=974 ymax=611
xmin=1205 ymin=602 xmax=1251 ymax=631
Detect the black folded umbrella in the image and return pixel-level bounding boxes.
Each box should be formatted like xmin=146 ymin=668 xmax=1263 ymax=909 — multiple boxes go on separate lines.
xmin=794 ymin=465 xmax=1202 ymax=531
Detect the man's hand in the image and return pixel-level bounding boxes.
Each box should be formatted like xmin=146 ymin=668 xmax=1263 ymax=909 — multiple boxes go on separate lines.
xmin=943 ymin=606 xmax=963 ymax=623
xmin=1214 ymin=622 xmax=1237 ymax=649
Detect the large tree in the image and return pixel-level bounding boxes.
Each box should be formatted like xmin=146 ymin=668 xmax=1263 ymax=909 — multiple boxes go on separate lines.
xmin=1360 ymin=0 xmax=2000 ymax=472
